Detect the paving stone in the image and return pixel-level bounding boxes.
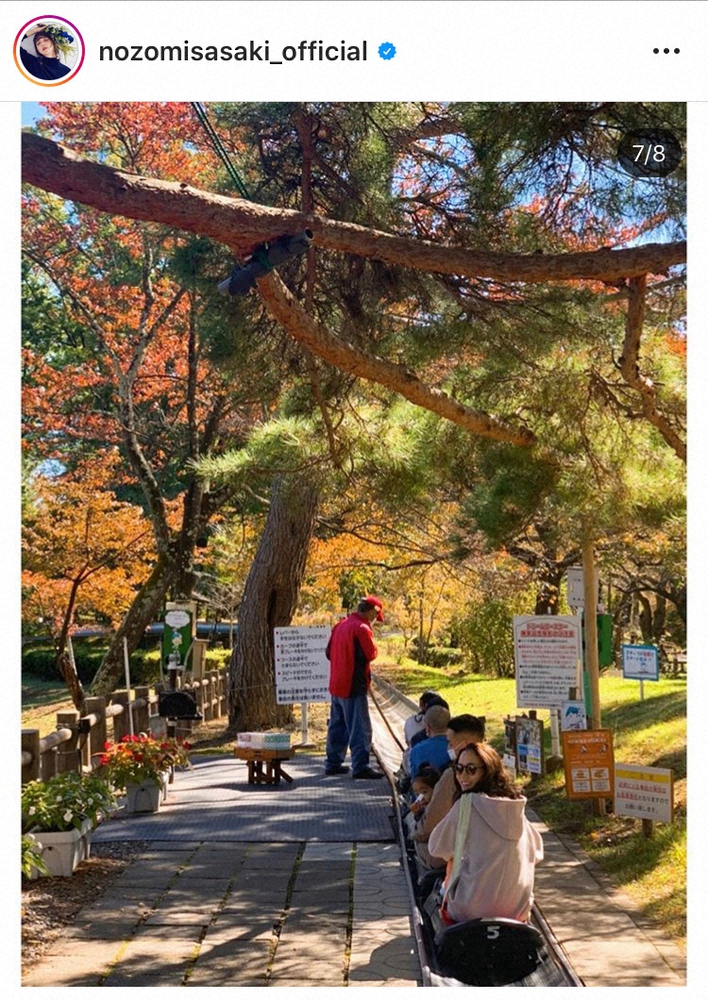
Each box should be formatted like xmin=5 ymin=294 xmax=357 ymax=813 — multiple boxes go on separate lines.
xmin=185 ymin=974 xmax=268 ymax=986
xmin=110 ymin=871 xmax=175 ymax=888
xmin=119 ymin=932 xmax=201 ymax=967
xmin=142 ymin=911 xmax=213 ymax=927
xmin=101 ymin=969 xmax=189 ymax=986
xmin=301 ymin=843 xmax=353 ymax=861
xmin=139 ymin=840 xmax=204 ymax=852
xmin=62 ymin=919 xmax=140 ymax=941
xmin=268 ymin=978 xmax=346 ymax=987
xmin=270 ymin=955 xmax=345 ymax=979
xmin=177 ymin=865 xmax=240 ymax=881
xmin=276 ymin=927 xmax=347 ymax=959
xmin=133 ymin=850 xmax=195 ymax=864
xmin=23 ymin=964 xmax=105 ymax=987
xmin=191 ymin=938 xmax=271 ymax=976
xmin=165 ymin=881 xmax=233 ymax=901
xmin=348 ymin=978 xmax=420 ymax=986
xmin=28 ymin=935 xmax=122 ymax=964
xmin=204 ymin=918 xmax=276 ymax=943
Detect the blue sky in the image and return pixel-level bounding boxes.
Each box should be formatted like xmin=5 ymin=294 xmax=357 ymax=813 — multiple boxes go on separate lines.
xmin=22 ymin=102 xmax=43 ymax=126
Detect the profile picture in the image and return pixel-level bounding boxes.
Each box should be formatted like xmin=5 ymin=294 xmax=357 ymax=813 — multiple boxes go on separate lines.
xmin=15 ymin=16 xmax=84 ymax=85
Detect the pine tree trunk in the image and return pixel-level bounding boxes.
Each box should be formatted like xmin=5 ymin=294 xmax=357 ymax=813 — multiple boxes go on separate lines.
xmin=230 ymin=476 xmax=319 ymax=730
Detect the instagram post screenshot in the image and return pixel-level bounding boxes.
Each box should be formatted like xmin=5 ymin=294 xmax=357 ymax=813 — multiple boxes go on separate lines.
xmin=4 ymin=0 xmax=703 ymax=991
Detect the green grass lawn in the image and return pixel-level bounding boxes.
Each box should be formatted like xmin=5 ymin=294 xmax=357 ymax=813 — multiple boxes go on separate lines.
xmin=374 ymin=645 xmax=687 ymax=950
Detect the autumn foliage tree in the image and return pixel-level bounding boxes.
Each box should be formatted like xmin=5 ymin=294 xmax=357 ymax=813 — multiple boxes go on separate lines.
xmin=22 ymin=454 xmax=154 ymax=710
xmin=22 ymin=103 xmax=271 ymax=696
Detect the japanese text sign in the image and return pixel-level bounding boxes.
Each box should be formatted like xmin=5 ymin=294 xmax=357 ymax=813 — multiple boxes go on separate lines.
xmin=274 ymin=626 xmax=331 ymax=704
xmin=514 ymin=615 xmax=582 ymax=709
xmin=562 ymin=729 xmax=614 ymax=799
xmin=614 ymin=764 xmax=674 ymax=823
xmin=621 ymin=644 xmax=660 ymax=681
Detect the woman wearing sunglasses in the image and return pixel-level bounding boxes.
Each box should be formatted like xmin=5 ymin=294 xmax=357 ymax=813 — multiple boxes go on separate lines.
xmin=428 ymin=742 xmax=543 ymax=926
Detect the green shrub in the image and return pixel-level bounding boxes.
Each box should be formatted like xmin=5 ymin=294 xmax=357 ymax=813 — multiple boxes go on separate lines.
xmin=453 ymin=595 xmax=529 ymax=677
xmin=22 ymin=771 xmax=116 ymax=833
xmin=205 ymin=648 xmax=231 ymax=670
xmin=23 ymin=644 xmax=164 ymax=686
xmin=424 ymin=646 xmax=463 ymax=668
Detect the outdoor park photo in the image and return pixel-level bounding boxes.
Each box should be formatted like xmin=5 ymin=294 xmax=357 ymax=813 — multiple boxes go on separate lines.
xmin=20 ymin=102 xmax=686 ymax=987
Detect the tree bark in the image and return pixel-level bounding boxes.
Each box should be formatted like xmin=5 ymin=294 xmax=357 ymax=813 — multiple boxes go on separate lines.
xmin=257 ymin=273 xmax=536 ymax=447
xmin=620 ymin=276 xmax=686 ymax=462
xmin=90 ymin=553 xmax=177 ymax=696
xmin=230 ymin=476 xmax=319 ymax=730
xmin=22 ymin=133 xmax=685 ymax=283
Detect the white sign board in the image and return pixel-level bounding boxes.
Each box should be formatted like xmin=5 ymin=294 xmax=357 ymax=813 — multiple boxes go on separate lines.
xmin=514 ymin=616 xmax=582 ymax=709
xmin=274 ymin=626 xmax=331 ymax=705
xmin=566 ymin=566 xmax=599 ymax=609
xmin=614 ymin=764 xmax=674 ymax=823
xmin=561 ymin=700 xmax=587 ymax=731
xmin=621 ymin=644 xmax=660 ymax=681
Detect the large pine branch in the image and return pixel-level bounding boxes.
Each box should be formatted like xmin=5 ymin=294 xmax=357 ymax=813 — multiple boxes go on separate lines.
xmin=22 ymin=133 xmax=685 ymax=282
xmin=257 ymin=272 xmax=536 ymax=447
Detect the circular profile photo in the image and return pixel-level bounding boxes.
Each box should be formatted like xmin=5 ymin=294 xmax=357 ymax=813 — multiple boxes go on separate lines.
xmin=14 ymin=16 xmax=84 ymax=86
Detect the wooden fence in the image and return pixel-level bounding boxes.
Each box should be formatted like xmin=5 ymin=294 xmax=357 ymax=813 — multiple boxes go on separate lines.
xmin=21 ymin=667 xmax=229 ymax=785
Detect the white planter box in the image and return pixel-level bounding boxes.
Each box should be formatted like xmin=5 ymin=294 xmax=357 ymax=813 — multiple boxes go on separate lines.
xmin=125 ymin=780 xmax=162 ymax=813
xmin=33 ymin=819 xmax=92 ymax=878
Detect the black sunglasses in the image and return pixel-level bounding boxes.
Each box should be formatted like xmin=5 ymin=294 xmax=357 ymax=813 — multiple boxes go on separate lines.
xmin=454 ymin=763 xmax=483 ymax=775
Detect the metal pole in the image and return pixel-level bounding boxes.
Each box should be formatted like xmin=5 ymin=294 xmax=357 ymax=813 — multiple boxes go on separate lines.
xmin=123 ymin=637 xmax=134 ymax=736
xmin=301 ymin=702 xmax=308 ymax=744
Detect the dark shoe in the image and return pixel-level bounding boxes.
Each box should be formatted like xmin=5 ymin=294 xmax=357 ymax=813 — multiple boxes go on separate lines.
xmin=353 ymin=766 xmax=385 ymax=780
xmin=324 ymin=765 xmax=350 ymax=775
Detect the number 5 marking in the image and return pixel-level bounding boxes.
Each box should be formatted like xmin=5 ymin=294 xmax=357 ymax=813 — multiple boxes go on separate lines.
xmin=487 ymin=924 xmax=500 ymax=940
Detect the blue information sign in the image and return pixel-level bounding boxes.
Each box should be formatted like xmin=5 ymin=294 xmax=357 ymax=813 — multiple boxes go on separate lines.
xmin=621 ymin=644 xmax=659 ymax=681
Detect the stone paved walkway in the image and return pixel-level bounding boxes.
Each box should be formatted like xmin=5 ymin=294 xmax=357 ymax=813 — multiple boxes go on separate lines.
xmin=23 ymin=838 xmax=420 ymax=987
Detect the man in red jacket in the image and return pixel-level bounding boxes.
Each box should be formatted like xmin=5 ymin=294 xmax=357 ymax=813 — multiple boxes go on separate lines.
xmin=324 ymin=596 xmax=385 ymax=779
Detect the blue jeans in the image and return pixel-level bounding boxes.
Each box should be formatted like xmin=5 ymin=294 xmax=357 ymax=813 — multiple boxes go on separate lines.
xmin=326 ymin=694 xmax=372 ymax=773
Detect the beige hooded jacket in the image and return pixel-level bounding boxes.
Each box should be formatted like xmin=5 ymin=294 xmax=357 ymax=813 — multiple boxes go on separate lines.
xmin=428 ymin=791 xmax=543 ymax=923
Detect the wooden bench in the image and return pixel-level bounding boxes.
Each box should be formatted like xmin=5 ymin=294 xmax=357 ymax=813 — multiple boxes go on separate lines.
xmin=234 ymin=746 xmax=295 ymax=785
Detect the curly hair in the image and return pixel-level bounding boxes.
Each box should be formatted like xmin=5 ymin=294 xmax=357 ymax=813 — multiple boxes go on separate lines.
xmin=453 ymin=741 xmax=523 ymax=800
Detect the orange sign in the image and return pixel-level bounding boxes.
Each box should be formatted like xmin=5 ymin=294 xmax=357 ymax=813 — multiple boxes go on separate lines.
xmin=562 ymin=729 xmax=614 ymax=799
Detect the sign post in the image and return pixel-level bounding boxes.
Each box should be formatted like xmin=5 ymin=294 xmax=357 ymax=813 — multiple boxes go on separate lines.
xmin=561 ymin=729 xmax=614 ymax=800
xmin=513 ymin=615 xmax=583 ymax=709
xmin=614 ymin=763 xmax=674 ymax=837
xmin=274 ymin=626 xmax=331 ymax=745
xmin=560 ymin=699 xmax=587 ymax=731
xmin=162 ymin=601 xmax=196 ymax=679
xmin=621 ymin=644 xmax=659 ymax=701
xmin=514 ymin=714 xmax=544 ymax=776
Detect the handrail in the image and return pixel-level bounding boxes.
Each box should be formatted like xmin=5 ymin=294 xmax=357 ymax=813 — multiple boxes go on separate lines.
xmin=22 ymin=665 xmax=229 ymax=783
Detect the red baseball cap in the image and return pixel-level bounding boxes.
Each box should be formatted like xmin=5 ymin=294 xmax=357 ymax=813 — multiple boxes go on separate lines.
xmin=364 ymin=595 xmax=384 ymax=622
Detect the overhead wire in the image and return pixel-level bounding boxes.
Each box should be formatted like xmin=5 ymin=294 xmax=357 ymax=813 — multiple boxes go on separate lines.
xmin=191 ymin=102 xmax=252 ymax=201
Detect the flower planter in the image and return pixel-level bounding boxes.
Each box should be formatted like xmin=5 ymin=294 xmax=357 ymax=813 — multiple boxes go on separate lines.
xmin=33 ymin=819 xmax=92 ymax=878
xmin=124 ymin=780 xmax=162 ymax=814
